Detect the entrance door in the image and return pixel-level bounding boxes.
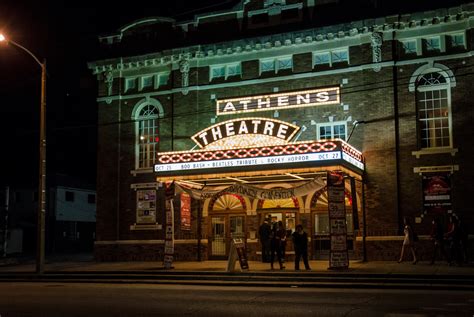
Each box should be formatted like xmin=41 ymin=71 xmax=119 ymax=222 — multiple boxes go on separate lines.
xmin=230 ymin=216 xmax=245 ymax=240
xmin=210 ymin=216 xmax=226 ymax=257
xmin=209 ymin=215 xmax=246 ymax=259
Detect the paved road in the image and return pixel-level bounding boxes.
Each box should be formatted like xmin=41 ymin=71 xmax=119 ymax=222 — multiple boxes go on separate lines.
xmin=0 ymin=283 xmax=473 ymax=316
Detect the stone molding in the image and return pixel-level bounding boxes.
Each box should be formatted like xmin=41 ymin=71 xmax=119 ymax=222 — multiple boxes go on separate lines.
xmin=89 ymin=9 xmax=472 ymax=76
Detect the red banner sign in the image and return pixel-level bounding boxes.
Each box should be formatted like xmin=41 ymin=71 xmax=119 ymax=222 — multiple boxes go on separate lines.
xmin=180 ymin=193 xmax=191 ymax=231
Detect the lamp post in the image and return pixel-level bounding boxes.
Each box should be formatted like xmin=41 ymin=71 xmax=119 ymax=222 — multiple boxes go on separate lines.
xmin=0 ymin=34 xmax=47 ymax=274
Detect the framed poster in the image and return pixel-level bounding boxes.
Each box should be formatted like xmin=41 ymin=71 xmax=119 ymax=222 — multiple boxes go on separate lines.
xmin=327 ymin=171 xmax=349 ymax=269
xmin=422 ymin=173 xmax=452 ymax=215
xmin=136 ymin=190 xmax=156 ymax=224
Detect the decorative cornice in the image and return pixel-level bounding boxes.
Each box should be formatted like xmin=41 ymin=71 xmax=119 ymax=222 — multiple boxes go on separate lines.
xmin=88 ymin=8 xmax=473 ymax=75
xmin=95 ymin=50 xmax=474 ymax=103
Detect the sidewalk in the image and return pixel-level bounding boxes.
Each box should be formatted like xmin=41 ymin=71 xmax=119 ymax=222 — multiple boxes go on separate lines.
xmin=0 ymin=256 xmax=473 ymax=276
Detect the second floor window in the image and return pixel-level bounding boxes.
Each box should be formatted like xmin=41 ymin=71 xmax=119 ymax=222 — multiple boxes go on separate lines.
xmin=402 ymin=40 xmax=417 ymax=54
xmin=140 ymin=76 xmax=153 ymax=90
xmin=317 ymin=121 xmax=347 ymax=140
xmin=260 ymin=56 xmax=293 ymax=74
xmin=210 ymin=63 xmax=241 ymax=80
xmin=426 ymin=37 xmax=440 ymax=51
xmin=449 ymin=33 xmax=465 ymax=48
xmin=125 ymin=78 xmax=137 ymax=92
xmin=416 ymin=72 xmax=452 ymax=149
xmin=136 ymin=104 xmax=160 ymax=168
xmin=313 ymin=49 xmax=349 ymax=67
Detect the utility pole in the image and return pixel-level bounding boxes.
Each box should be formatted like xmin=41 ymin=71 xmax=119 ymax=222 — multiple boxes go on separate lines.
xmin=37 ymin=59 xmax=47 ymax=274
xmin=3 ymin=186 xmax=9 ymax=257
xmin=0 ymin=35 xmax=47 ymax=274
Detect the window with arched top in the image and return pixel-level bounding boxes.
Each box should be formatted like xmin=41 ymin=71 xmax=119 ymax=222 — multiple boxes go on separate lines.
xmin=415 ymin=71 xmax=452 ymax=149
xmin=136 ymin=104 xmax=160 ymax=168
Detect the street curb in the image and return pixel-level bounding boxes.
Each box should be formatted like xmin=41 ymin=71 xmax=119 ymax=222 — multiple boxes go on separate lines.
xmin=0 ymin=277 xmax=473 ymax=291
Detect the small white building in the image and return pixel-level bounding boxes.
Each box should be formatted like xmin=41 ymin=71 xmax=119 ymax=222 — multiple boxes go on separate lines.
xmin=0 ymin=177 xmax=96 ymax=255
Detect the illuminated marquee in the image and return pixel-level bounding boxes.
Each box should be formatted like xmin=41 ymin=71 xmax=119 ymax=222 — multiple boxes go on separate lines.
xmin=154 ymin=140 xmax=364 ymax=173
xmin=216 ymin=87 xmax=340 ymax=116
xmin=191 ymin=118 xmax=299 ymax=149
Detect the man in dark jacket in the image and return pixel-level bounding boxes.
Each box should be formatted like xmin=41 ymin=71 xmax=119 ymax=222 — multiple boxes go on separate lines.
xmin=292 ymin=224 xmax=311 ymax=270
xmin=258 ymin=218 xmax=271 ymax=263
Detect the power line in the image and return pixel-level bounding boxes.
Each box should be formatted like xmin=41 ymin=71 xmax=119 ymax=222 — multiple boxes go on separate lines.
xmin=5 ymin=54 xmax=474 ymax=135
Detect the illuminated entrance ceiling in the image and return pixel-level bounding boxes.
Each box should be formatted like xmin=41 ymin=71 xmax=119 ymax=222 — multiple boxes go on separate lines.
xmin=203 ymin=134 xmax=287 ymax=150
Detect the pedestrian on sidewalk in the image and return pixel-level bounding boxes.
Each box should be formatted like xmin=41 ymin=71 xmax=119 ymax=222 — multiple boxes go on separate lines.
xmin=457 ymin=216 xmax=469 ymax=264
xmin=398 ymin=217 xmax=418 ymax=264
xmin=270 ymin=221 xmax=285 ymax=270
xmin=258 ymin=218 xmax=272 ymax=263
xmin=429 ymin=217 xmax=448 ymax=264
xmin=292 ymin=224 xmax=311 ymax=270
xmin=445 ymin=215 xmax=461 ymax=266
xmin=278 ymin=220 xmax=287 ymax=264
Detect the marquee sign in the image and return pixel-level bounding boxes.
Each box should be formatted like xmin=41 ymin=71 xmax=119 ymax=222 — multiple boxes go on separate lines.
xmin=191 ymin=117 xmax=299 ymax=149
xmin=216 ymin=87 xmax=340 ymax=116
xmin=154 ymin=140 xmax=364 ymax=173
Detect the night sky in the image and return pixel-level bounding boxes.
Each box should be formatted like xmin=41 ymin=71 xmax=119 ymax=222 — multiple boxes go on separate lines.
xmin=0 ymin=0 xmax=237 ymax=187
xmin=0 ymin=0 xmax=470 ymax=188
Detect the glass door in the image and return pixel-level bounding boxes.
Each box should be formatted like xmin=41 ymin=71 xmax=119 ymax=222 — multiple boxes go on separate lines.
xmin=211 ymin=216 xmax=226 ymax=257
xmin=230 ymin=216 xmax=245 ymax=240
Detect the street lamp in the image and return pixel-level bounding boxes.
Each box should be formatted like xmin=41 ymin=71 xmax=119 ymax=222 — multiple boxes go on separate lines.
xmin=0 ymin=33 xmax=47 ymax=274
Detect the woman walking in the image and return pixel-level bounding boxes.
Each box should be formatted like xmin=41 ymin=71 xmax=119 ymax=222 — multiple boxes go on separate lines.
xmin=398 ymin=217 xmax=418 ymax=264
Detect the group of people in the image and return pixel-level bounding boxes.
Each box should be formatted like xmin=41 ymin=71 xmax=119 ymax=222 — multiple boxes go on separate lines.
xmin=258 ymin=218 xmax=311 ymax=270
xmin=398 ymin=215 xmax=469 ymax=265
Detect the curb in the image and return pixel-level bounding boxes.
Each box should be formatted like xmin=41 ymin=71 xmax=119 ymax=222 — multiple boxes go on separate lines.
xmin=0 ymin=271 xmax=473 ymax=290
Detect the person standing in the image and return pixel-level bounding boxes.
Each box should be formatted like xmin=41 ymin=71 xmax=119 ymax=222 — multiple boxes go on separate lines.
xmin=445 ymin=215 xmax=460 ymax=265
xmin=277 ymin=220 xmax=287 ymax=264
xmin=457 ymin=216 xmax=469 ymax=264
xmin=430 ymin=218 xmax=447 ymax=264
xmin=292 ymin=224 xmax=311 ymax=270
xmin=398 ymin=217 xmax=418 ymax=264
xmin=258 ymin=218 xmax=271 ymax=263
xmin=270 ymin=222 xmax=285 ymax=270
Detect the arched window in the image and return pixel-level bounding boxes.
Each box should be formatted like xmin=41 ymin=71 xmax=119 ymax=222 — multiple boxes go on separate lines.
xmin=135 ymin=104 xmax=160 ymax=168
xmin=415 ymin=70 xmax=453 ymax=149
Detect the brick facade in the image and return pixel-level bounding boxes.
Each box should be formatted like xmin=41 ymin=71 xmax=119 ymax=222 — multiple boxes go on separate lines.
xmin=90 ymin=1 xmax=474 ymax=263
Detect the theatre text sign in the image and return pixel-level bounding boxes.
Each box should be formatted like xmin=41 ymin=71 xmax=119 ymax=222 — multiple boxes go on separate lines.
xmin=191 ymin=118 xmax=299 ymax=148
xmin=216 ymin=87 xmax=340 ymax=115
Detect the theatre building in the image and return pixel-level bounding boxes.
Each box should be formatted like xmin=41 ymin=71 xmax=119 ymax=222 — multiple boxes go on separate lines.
xmin=88 ymin=1 xmax=474 ymax=262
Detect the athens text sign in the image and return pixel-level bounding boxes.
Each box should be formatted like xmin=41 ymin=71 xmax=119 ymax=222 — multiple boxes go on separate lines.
xmin=191 ymin=118 xmax=299 ymax=148
xmin=216 ymin=87 xmax=340 ymax=115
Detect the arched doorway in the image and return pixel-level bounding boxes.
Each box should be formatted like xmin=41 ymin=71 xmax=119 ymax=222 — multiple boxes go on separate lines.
xmin=208 ymin=193 xmax=247 ymax=259
xmin=255 ymin=193 xmax=302 ymax=261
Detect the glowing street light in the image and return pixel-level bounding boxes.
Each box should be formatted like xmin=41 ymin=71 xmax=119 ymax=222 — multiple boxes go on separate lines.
xmin=0 ymin=33 xmax=47 ymax=274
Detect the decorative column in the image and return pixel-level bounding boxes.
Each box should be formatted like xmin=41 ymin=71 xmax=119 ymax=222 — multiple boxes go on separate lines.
xmin=371 ymin=32 xmax=383 ymax=72
xmin=104 ymin=71 xmax=113 ymax=96
xmin=179 ymin=59 xmax=190 ymax=95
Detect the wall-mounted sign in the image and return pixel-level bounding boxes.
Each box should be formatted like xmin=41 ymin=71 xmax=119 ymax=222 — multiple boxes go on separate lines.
xmin=136 ymin=190 xmax=156 ymax=224
xmin=422 ymin=173 xmax=452 ymax=215
xmin=327 ymin=171 xmax=349 ymax=270
xmin=180 ymin=193 xmax=191 ymax=230
xmin=163 ymin=182 xmax=175 ymax=269
xmin=191 ymin=118 xmax=299 ymax=149
xmin=216 ymin=87 xmax=340 ymax=116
